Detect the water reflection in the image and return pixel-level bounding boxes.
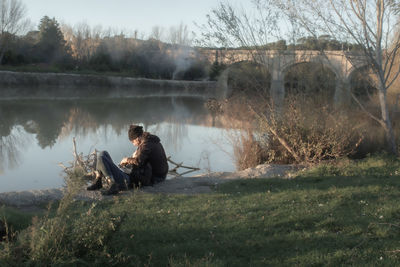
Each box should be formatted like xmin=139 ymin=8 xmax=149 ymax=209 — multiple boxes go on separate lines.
xmin=0 ymin=98 xmax=207 ymax=147
xmin=0 ymin=97 xmax=235 ymax=192
xmin=0 ymin=126 xmax=33 ymax=173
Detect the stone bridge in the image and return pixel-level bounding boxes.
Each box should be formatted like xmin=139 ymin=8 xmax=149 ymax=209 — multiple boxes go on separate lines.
xmin=197 ymin=49 xmax=368 ymax=101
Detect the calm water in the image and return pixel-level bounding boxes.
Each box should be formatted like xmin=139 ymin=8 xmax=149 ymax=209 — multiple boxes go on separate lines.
xmin=0 ymin=97 xmax=235 ymax=193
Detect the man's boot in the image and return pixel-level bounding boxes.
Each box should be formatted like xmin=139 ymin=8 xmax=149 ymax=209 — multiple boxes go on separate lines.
xmin=86 ymin=177 xmax=102 ymax=191
xmin=119 ymin=179 xmax=129 ymax=191
xmin=86 ymin=171 xmax=103 ymax=191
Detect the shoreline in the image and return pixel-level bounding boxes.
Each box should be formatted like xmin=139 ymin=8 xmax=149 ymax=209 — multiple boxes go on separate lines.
xmin=0 ymin=70 xmax=219 ymax=99
xmin=0 ymin=164 xmax=301 ymax=208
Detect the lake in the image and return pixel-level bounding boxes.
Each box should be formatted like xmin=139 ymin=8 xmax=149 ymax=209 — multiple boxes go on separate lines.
xmin=0 ymin=97 xmax=235 ymax=193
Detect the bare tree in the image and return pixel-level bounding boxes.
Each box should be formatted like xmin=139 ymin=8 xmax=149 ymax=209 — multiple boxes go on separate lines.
xmin=61 ymin=22 xmax=104 ymax=63
xmin=199 ymin=1 xmax=281 ymax=48
xmin=168 ymin=23 xmax=194 ymax=46
xmin=0 ymin=0 xmax=29 ymax=64
xmin=74 ymin=22 xmax=99 ymax=62
xmin=278 ymin=0 xmax=399 ymax=155
xmin=150 ymin=25 xmax=164 ymax=41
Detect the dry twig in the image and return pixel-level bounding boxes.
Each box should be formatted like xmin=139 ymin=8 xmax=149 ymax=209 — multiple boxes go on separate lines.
xmin=59 ymin=138 xmax=97 ymax=174
xmin=167 ymin=156 xmax=200 ymax=177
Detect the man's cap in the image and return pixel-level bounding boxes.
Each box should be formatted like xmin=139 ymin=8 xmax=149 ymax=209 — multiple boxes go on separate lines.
xmin=128 ymin=125 xmax=143 ymax=140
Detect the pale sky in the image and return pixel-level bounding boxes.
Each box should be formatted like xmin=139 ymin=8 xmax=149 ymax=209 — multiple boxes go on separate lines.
xmin=24 ymin=0 xmax=253 ymax=38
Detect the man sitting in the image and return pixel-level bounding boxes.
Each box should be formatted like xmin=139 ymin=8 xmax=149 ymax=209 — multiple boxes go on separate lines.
xmin=86 ymin=125 xmax=169 ymax=195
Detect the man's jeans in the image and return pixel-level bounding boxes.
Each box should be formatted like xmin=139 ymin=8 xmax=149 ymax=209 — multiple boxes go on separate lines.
xmin=97 ymin=151 xmax=130 ymax=187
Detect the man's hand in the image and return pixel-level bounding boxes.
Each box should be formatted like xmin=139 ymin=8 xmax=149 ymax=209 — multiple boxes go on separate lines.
xmin=120 ymin=157 xmax=130 ymax=166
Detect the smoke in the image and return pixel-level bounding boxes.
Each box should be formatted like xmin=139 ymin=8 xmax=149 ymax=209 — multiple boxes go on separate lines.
xmin=172 ymin=47 xmax=195 ymax=80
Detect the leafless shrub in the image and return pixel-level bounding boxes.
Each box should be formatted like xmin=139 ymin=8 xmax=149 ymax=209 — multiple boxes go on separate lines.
xmin=221 ymin=95 xmax=364 ymax=168
xmin=220 ymin=96 xmax=270 ymax=170
xmin=256 ymin=96 xmax=364 ymax=164
xmin=231 ymin=129 xmax=270 ymax=170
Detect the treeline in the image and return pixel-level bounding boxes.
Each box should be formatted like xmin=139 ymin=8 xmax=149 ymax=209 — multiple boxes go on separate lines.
xmin=208 ymin=36 xmax=364 ymax=51
xmin=1 ymin=16 xmax=208 ymax=80
xmin=259 ymin=36 xmax=363 ymax=51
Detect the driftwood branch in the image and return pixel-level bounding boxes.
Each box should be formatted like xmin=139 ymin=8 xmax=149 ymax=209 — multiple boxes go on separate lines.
xmin=59 ymin=138 xmax=97 ymax=174
xmin=167 ymin=156 xmax=200 ymax=177
xmin=72 ymin=137 xmax=85 ymax=168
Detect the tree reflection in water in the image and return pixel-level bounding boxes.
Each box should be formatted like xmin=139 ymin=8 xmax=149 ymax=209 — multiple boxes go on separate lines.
xmin=0 ymin=126 xmax=33 ymax=173
xmin=0 ymin=97 xmax=213 ymax=172
xmin=58 ymin=97 xmax=208 ymax=148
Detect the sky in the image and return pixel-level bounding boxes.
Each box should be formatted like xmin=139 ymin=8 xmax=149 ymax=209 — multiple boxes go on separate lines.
xmin=23 ymin=0 xmax=252 ymax=38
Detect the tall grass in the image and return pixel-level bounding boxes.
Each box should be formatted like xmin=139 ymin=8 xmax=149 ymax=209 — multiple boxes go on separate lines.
xmin=0 ymin=166 xmax=128 ymax=266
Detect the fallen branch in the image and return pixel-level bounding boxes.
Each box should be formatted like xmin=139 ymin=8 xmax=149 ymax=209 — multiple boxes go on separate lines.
xmin=59 ymin=138 xmax=97 ymax=174
xmin=167 ymin=156 xmax=200 ymax=177
xmin=72 ymin=137 xmax=85 ymax=168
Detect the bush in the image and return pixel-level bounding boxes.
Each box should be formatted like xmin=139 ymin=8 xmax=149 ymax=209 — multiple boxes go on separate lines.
xmin=1 ymin=50 xmax=26 ymax=65
xmin=258 ymin=96 xmax=364 ymax=164
xmin=89 ymin=52 xmax=114 ymax=72
xmin=231 ymin=130 xmax=271 ymax=170
xmin=221 ymin=95 xmax=365 ymax=169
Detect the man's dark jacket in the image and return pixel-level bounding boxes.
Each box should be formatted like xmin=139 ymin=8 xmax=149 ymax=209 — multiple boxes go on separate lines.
xmin=128 ymin=132 xmax=168 ymax=185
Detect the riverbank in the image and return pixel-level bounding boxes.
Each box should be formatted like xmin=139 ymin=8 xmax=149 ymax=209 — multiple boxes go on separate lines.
xmin=0 ymin=70 xmax=218 ymax=99
xmin=0 ymin=164 xmax=301 ymax=208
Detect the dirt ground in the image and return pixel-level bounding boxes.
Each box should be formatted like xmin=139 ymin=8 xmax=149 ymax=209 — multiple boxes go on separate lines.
xmin=0 ymin=164 xmax=303 ymax=210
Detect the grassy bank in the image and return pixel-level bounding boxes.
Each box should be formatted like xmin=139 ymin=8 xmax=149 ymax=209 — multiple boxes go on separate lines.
xmin=0 ymin=65 xmax=149 ymax=78
xmin=1 ymin=155 xmax=400 ymax=266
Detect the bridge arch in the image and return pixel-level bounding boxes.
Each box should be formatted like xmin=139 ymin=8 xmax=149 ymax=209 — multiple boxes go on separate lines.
xmin=347 ymin=63 xmax=371 ymax=82
xmin=281 ymin=61 xmax=337 ymax=100
xmin=280 ymin=57 xmax=341 ymax=81
xmin=347 ymin=65 xmax=377 ymax=99
xmin=217 ymin=60 xmax=271 ymax=98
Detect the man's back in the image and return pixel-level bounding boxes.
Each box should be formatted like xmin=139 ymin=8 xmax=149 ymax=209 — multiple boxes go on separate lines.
xmin=133 ymin=132 xmax=168 ymax=179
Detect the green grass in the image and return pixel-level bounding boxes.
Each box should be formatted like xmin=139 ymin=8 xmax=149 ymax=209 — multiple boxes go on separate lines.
xmin=297 ymin=153 xmax=400 ymax=177
xmin=1 ymin=155 xmax=400 ymax=266
xmin=0 ymin=206 xmax=39 ymax=233
xmin=0 ymin=65 xmax=141 ymax=78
